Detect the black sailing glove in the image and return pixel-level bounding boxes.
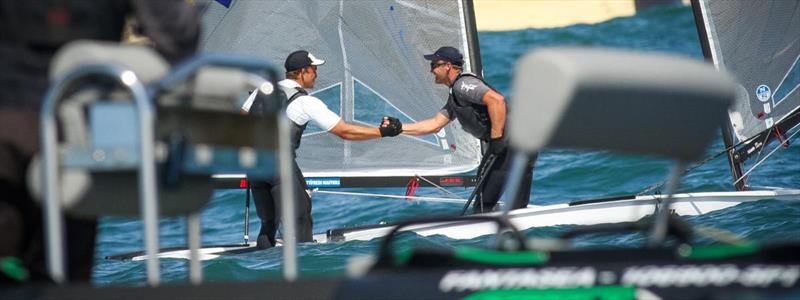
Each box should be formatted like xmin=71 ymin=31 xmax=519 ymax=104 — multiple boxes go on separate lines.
xmin=379 ymin=116 xmax=403 ymax=137
xmin=487 ymin=137 xmax=506 ymax=155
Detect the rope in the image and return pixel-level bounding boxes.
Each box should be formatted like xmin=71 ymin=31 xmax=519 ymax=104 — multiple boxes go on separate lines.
xmin=733 ymin=126 xmax=800 ymax=185
xmin=414 ymin=174 xmax=464 ymax=199
xmin=745 ymin=124 xmax=778 ymax=180
xmin=310 ymin=188 xmax=537 ymax=210
xmin=638 ymin=114 xmax=800 ymax=196
xmin=637 ymin=146 xmax=730 ymax=195
xmin=311 ymin=189 xmax=467 ymax=204
xmin=725 ymin=109 xmax=799 ymax=152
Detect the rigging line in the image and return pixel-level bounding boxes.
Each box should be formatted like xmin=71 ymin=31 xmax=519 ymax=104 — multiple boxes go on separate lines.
xmin=721 ymin=108 xmax=800 ymax=151
xmin=637 ymin=110 xmax=800 ymax=195
xmin=637 ymin=145 xmax=731 ymax=195
xmin=414 ymin=174 xmax=464 ymax=199
xmin=733 ymin=126 xmax=800 ymax=186
xmin=739 ymin=108 xmax=800 ymax=177
xmin=734 ymin=109 xmax=800 ymax=179
xmin=311 ymin=189 xmax=466 ymax=204
xmin=738 ymin=125 xmax=778 ymax=186
xmin=775 ymin=108 xmax=800 ymax=129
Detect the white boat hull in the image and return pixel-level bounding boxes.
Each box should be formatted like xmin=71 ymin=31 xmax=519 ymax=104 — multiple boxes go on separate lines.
xmin=335 ymin=189 xmax=800 ymax=242
xmin=115 ymin=189 xmax=800 ymax=260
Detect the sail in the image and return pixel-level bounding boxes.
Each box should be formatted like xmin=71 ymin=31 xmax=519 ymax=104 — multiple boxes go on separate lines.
xmin=696 ymin=0 xmax=800 ymax=142
xmin=198 ymin=0 xmax=481 ymax=178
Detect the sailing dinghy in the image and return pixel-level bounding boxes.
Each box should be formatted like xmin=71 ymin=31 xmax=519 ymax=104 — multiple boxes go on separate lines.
xmin=337 ymin=47 xmax=800 ymax=300
xmin=106 ymin=0 xmax=485 ymax=261
xmin=108 ymin=0 xmax=800 ymax=261
xmin=316 ymin=0 xmax=800 ymax=243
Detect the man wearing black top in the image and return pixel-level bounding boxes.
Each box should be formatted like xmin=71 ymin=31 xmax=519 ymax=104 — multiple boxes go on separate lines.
xmin=402 ymin=46 xmax=536 ymax=213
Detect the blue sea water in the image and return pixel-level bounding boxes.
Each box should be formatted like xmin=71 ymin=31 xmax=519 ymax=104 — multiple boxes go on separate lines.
xmin=92 ymin=6 xmax=800 ymax=285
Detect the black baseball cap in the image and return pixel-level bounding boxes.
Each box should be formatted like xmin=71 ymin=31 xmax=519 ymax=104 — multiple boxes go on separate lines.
xmin=423 ymin=46 xmax=464 ymax=66
xmin=284 ymin=50 xmax=325 ymax=72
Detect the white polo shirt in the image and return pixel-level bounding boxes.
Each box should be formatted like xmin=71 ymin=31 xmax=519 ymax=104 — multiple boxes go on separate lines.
xmin=242 ymin=79 xmax=341 ymax=131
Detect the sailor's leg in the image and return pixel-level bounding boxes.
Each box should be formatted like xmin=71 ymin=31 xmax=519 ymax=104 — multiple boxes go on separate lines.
xmin=269 ymin=161 xmax=313 ymax=244
xmin=292 ymin=163 xmax=313 ymax=243
xmin=510 ymin=152 xmax=537 ymax=209
xmin=252 ymin=180 xmax=278 ymax=248
xmin=473 ymin=150 xmax=509 ymax=213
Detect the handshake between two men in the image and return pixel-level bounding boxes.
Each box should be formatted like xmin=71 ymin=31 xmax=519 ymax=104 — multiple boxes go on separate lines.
xmin=379 ymin=116 xmax=403 ymax=137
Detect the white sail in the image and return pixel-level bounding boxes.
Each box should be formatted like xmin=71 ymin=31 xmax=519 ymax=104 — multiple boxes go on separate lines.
xmin=199 ymin=0 xmax=481 ymax=178
xmin=697 ymin=0 xmax=800 ymax=142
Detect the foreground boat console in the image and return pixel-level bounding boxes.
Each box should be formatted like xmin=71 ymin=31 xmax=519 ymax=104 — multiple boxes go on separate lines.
xmin=339 ymin=240 xmax=800 ymax=299
xmin=27 ymin=40 xmax=291 ymax=285
xmin=4 ymin=220 xmax=799 ymax=299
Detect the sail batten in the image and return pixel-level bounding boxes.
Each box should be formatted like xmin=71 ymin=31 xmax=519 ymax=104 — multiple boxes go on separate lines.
xmin=199 ymin=0 xmax=481 ymax=178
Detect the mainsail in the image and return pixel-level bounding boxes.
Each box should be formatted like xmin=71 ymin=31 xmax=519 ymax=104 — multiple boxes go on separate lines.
xmin=695 ymin=1 xmax=800 ymax=150
xmin=199 ymin=0 xmax=481 ymax=179
xmin=694 ymin=0 xmax=800 ymax=189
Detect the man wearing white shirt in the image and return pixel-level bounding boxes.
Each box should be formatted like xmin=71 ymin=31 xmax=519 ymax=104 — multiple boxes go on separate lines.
xmin=242 ymin=50 xmax=402 ymax=248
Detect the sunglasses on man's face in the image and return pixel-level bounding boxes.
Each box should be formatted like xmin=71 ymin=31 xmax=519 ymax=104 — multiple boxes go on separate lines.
xmin=430 ymin=61 xmax=448 ymax=71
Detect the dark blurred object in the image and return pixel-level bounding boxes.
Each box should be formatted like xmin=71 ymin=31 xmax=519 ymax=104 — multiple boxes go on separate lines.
xmin=0 ymin=0 xmax=199 ymax=283
xmin=635 ymin=0 xmax=683 ymax=13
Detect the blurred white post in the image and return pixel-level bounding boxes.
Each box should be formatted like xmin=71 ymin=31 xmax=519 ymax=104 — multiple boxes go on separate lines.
xmin=278 ymin=116 xmax=298 ymax=281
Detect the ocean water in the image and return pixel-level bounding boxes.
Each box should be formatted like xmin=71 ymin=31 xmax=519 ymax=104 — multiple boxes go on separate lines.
xmin=92 ymin=6 xmax=800 ymax=285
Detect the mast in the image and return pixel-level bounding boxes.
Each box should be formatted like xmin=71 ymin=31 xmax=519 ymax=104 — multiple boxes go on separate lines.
xmin=462 ymin=0 xmax=483 ymax=75
xmin=691 ymin=0 xmax=746 ymax=191
xmin=462 ymin=0 xmax=489 ymax=155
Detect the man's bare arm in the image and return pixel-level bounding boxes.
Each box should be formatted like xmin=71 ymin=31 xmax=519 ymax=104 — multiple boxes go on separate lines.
xmin=483 ymin=90 xmax=506 ymax=139
xmin=328 ymin=120 xmax=382 ymax=140
xmin=401 ymin=113 xmax=451 ymax=136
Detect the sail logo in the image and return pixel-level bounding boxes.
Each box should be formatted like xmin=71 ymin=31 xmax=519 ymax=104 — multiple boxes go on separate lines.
xmin=439 ymin=177 xmax=464 ymax=186
xmin=306 ymin=177 xmax=341 ymax=187
xmin=755 ymin=85 xmax=771 ymax=102
xmin=461 ymin=83 xmax=478 ymax=92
